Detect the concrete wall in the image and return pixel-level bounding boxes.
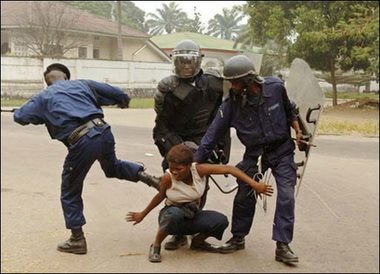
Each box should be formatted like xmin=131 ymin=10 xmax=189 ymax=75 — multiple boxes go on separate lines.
xmin=1 ymin=56 xmax=172 ymax=98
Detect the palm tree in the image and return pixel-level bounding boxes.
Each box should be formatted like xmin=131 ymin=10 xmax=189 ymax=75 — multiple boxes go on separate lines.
xmin=206 ymin=7 xmax=245 ymax=40
xmin=233 ymin=24 xmax=253 ymax=49
xmin=146 ymin=2 xmax=188 ymax=35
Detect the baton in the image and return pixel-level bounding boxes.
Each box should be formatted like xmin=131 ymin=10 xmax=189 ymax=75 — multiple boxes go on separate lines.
xmin=292 ymin=138 xmax=316 ymax=147
xmin=1 ymin=108 xmax=18 ymax=113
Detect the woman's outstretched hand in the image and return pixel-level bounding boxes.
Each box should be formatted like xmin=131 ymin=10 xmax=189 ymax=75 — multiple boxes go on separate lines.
xmin=126 ymin=211 xmax=144 ymax=225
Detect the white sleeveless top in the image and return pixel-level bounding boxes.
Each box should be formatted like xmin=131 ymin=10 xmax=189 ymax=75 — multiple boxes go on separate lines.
xmin=165 ymin=163 xmax=206 ymax=206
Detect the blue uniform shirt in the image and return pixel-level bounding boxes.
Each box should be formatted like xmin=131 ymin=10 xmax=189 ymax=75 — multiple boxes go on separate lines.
xmin=14 ymin=79 xmax=129 ymax=142
xmin=195 ymin=77 xmax=297 ymax=162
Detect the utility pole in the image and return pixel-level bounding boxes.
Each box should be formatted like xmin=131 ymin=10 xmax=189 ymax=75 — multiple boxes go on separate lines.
xmin=117 ymin=1 xmax=123 ymax=60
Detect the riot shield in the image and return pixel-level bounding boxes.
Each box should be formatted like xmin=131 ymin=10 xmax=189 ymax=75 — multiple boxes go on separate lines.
xmin=286 ymin=58 xmax=325 ymax=196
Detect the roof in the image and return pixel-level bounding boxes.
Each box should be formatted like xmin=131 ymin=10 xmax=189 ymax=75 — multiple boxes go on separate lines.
xmin=151 ymin=32 xmax=262 ymax=53
xmin=1 ymin=1 xmax=148 ymax=39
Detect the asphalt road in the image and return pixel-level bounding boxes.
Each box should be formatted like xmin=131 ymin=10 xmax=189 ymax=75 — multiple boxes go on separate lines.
xmin=1 ymin=109 xmax=379 ymax=273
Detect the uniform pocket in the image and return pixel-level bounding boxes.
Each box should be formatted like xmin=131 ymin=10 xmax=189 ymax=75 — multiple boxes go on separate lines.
xmin=267 ymin=103 xmax=286 ymax=133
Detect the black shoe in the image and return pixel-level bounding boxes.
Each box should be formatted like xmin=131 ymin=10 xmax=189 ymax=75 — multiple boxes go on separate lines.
xmin=164 ymin=235 xmax=187 ymax=250
xmin=137 ymin=171 xmax=161 ymax=190
xmin=57 ymin=235 xmax=87 ymax=254
xmin=275 ymin=242 xmax=299 ymax=264
xmin=190 ymin=234 xmax=219 ymax=253
xmin=218 ymin=236 xmax=245 ymax=254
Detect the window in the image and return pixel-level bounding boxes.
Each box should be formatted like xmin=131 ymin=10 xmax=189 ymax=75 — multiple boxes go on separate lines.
xmin=93 ymin=48 xmax=100 ymax=59
xmin=1 ymin=42 xmax=10 ymax=55
xmin=14 ymin=45 xmax=28 ymax=56
xmin=78 ymin=47 xmax=87 ymax=58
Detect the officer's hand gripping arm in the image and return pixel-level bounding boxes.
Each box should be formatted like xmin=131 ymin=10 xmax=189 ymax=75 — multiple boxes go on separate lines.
xmin=195 ymin=103 xmax=231 ymax=163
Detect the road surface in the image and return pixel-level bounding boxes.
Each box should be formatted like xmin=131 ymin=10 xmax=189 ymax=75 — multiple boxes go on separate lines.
xmin=1 ymin=109 xmax=379 ymax=273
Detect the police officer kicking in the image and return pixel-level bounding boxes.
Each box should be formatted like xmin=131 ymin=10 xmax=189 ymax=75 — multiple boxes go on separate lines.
xmin=194 ymin=55 xmax=302 ymax=264
xmin=153 ymin=40 xmax=230 ymax=251
xmin=13 ymin=63 xmax=160 ymax=255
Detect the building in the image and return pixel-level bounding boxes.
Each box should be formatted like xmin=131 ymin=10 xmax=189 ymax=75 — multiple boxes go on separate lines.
xmin=1 ymin=1 xmax=170 ymax=63
xmin=1 ymin=1 xmax=173 ymax=98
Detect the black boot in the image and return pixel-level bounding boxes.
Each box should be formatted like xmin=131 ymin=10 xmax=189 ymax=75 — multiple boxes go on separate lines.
xmin=164 ymin=235 xmax=187 ymax=250
xmin=57 ymin=229 xmax=87 ymax=254
xmin=275 ymin=242 xmax=299 ymax=264
xmin=190 ymin=233 xmax=219 ymax=253
xmin=218 ymin=236 xmax=245 ymax=254
xmin=137 ymin=171 xmax=161 ymax=190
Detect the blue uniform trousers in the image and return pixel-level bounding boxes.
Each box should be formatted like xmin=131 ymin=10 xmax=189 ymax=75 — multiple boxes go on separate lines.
xmin=158 ymin=206 xmax=229 ymax=240
xmin=61 ymin=126 xmax=143 ymax=229
xmin=231 ymin=139 xmax=297 ymax=244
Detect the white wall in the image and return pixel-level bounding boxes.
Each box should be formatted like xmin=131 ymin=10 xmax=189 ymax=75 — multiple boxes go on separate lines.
xmin=1 ymin=56 xmax=172 ymax=97
xmin=1 ymin=56 xmax=43 ymax=82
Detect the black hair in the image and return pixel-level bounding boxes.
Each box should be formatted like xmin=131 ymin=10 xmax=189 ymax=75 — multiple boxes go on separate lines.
xmin=166 ymin=144 xmax=194 ymax=165
xmin=43 ymin=63 xmax=71 ymax=80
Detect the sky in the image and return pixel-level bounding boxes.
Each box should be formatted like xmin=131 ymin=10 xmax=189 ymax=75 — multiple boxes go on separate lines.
xmin=131 ymin=1 xmax=248 ymax=26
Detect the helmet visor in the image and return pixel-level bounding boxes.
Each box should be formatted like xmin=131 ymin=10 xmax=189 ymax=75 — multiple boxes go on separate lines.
xmin=172 ymin=51 xmax=201 ymax=78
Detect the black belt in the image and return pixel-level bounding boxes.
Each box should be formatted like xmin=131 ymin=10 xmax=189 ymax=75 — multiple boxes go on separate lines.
xmin=66 ymin=118 xmax=106 ymax=146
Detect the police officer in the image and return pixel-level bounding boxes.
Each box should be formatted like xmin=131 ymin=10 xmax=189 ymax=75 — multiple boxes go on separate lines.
xmin=194 ymin=55 xmax=302 ymax=264
xmin=153 ymin=39 xmax=230 ymax=250
xmin=13 ymin=64 xmax=160 ymax=255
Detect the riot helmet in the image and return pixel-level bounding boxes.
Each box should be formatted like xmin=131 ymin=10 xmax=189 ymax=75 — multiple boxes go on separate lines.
xmin=223 ymin=55 xmax=262 ymax=80
xmin=171 ymin=39 xmax=203 ymax=79
xmin=222 ymin=55 xmax=264 ymax=95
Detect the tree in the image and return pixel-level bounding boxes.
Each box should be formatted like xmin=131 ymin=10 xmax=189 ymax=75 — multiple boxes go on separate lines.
xmin=206 ymin=7 xmax=245 ymax=40
xmin=176 ymin=7 xmax=205 ymax=34
xmin=340 ymin=3 xmax=379 ymax=83
xmin=259 ymin=44 xmax=284 ymax=76
xmin=145 ymin=2 xmax=188 ymax=35
xmin=288 ymin=1 xmax=379 ymax=105
xmin=14 ymin=1 xmax=88 ymax=59
xmin=316 ymin=71 xmax=374 ymax=92
xmin=66 ymin=1 xmax=146 ymax=32
xmin=240 ymin=1 xmax=299 ymax=69
xmin=233 ymin=24 xmax=254 ymax=49
xmin=242 ymin=1 xmax=379 ymax=106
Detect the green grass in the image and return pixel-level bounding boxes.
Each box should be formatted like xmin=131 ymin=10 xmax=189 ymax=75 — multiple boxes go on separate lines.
xmin=318 ymin=117 xmax=379 ymax=136
xmin=1 ymin=98 xmax=28 ymax=107
xmin=324 ymin=91 xmax=379 ymax=100
xmin=129 ymin=98 xmax=154 ymax=108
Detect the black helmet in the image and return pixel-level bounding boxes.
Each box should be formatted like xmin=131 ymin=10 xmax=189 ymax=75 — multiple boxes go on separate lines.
xmin=171 ymin=39 xmax=203 ymax=78
xmin=44 ymin=63 xmax=71 ymax=80
xmin=223 ymin=55 xmax=262 ymax=83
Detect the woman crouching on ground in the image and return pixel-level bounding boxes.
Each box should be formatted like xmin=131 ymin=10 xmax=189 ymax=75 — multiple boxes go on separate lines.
xmin=126 ymin=143 xmax=273 ymax=263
